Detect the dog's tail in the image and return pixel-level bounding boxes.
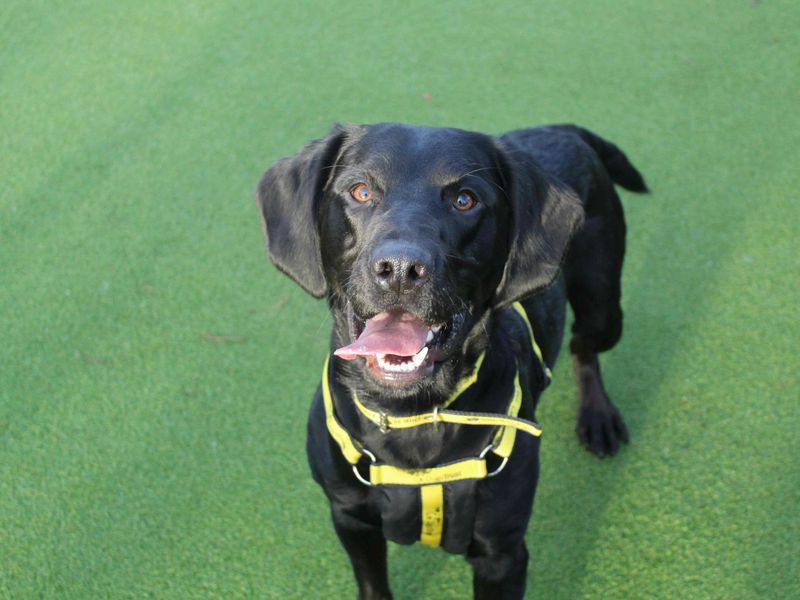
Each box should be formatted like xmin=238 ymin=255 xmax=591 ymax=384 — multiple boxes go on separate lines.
xmin=575 ymin=127 xmax=649 ymax=193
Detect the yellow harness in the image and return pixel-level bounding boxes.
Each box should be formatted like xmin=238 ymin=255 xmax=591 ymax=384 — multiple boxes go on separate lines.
xmin=321 ymin=302 xmax=548 ymax=547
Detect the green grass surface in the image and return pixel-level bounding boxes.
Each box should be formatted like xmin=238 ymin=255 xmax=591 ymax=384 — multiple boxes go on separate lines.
xmin=2 ymin=1 xmax=798 ymax=598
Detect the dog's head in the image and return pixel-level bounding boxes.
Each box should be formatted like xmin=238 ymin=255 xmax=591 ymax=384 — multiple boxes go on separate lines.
xmin=257 ymin=123 xmax=583 ymax=400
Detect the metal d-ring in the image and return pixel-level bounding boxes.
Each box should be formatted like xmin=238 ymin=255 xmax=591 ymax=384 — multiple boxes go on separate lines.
xmin=487 ymin=457 xmax=509 ymax=478
xmin=479 ymin=444 xmax=509 ymax=478
xmin=351 ymin=447 xmax=376 ymax=487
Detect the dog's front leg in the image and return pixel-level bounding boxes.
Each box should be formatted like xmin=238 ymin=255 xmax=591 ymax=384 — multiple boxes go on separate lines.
xmin=332 ymin=506 xmax=392 ymax=600
xmin=467 ymin=539 xmax=529 ymax=600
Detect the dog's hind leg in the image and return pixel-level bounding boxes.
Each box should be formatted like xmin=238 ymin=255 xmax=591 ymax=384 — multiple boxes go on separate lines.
xmin=564 ymin=191 xmax=630 ymax=457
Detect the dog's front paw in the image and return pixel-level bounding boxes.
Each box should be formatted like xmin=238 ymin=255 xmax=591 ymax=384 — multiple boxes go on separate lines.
xmin=576 ymin=403 xmax=629 ymax=457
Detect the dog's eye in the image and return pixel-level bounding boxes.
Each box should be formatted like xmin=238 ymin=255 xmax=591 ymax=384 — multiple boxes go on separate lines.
xmin=452 ymin=191 xmax=477 ymax=211
xmin=349 ymin=183 xmax=373 ymax=203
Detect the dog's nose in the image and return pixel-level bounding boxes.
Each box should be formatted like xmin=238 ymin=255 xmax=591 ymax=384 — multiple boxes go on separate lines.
xmin=371 ymin=243 xmax=432 ymax=294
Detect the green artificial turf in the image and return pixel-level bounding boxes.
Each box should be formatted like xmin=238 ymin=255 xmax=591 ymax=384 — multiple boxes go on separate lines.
xmin=2 ymin=1 xmax=798 ymax=598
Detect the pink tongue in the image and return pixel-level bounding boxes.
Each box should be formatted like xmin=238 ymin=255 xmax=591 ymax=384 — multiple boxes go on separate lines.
xmin=334 ymin=310 xmax=429 ymax=360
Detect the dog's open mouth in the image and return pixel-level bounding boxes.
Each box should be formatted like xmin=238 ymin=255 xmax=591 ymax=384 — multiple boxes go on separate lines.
xmin=335 ymin=309 xmax=463 ymax=384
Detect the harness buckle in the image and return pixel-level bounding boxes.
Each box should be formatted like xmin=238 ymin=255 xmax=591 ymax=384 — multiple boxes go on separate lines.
xmin=378 ymin=412 xmax=390 ymax=433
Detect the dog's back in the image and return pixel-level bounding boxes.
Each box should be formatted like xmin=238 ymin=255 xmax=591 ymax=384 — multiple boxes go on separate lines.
xmin=505 ymin=124 xmax=648 ymax=458
xmin=501 ymin=125 xmax=647 ymax=208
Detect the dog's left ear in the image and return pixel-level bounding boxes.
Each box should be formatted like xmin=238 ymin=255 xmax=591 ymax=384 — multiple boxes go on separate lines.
xmin=492 ymin=141 xmax=585 ymax=309
xmin=255 ymin=125 xmax=349 ymax=298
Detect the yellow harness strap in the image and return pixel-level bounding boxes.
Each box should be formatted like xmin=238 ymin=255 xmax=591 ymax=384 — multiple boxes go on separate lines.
xmin=370 ymin=458 xmax=489 ymax=486
xmin=420 ymin=485 xmax=444 ymax=547
xmin=321 ymin=356 xmax=364 ymax=464
xmin=511 ymin=301 xmax=552 ymax=381
xmin=352 ymin=390 xmax=541 ymax=442
xmin=444 ymin=351 xmax=486 ymax=407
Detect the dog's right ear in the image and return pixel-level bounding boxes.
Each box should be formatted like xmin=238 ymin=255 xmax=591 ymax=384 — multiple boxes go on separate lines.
xmin=491 ymin=140 xmax=585 ymax=309
xmin=255 ymin=125 xmax=348 ymax=298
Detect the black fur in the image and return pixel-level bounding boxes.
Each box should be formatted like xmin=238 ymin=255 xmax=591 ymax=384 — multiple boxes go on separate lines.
xmin=256 ymin=123 xmax=647 ymax=599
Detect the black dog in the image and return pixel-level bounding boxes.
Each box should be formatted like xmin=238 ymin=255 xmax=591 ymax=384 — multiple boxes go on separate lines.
xmin=256 ymin=123 xmax=647 ymax=599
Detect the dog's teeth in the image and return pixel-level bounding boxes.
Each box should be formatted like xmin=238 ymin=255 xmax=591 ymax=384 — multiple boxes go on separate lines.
xmin=425 ymin=330 xmax=434 ymax=344
xmin=431 ymin=325 xmax=442 ymax=333
xmin=412 ymin=346 xmax=428 ymax=367
xmin=374 ymin=351 xmax=427 ymax=374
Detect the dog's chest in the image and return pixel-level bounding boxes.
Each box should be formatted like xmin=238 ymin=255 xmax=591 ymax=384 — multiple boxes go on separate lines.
xmin=361 ymin=421 xmax=494 ymax=468
xmin=374 ymin=478 xmax=480 ymax=554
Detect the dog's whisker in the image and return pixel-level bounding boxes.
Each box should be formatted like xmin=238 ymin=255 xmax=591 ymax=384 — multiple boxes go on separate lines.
xmin=459 ymin=166 xmax=497 ymax=178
